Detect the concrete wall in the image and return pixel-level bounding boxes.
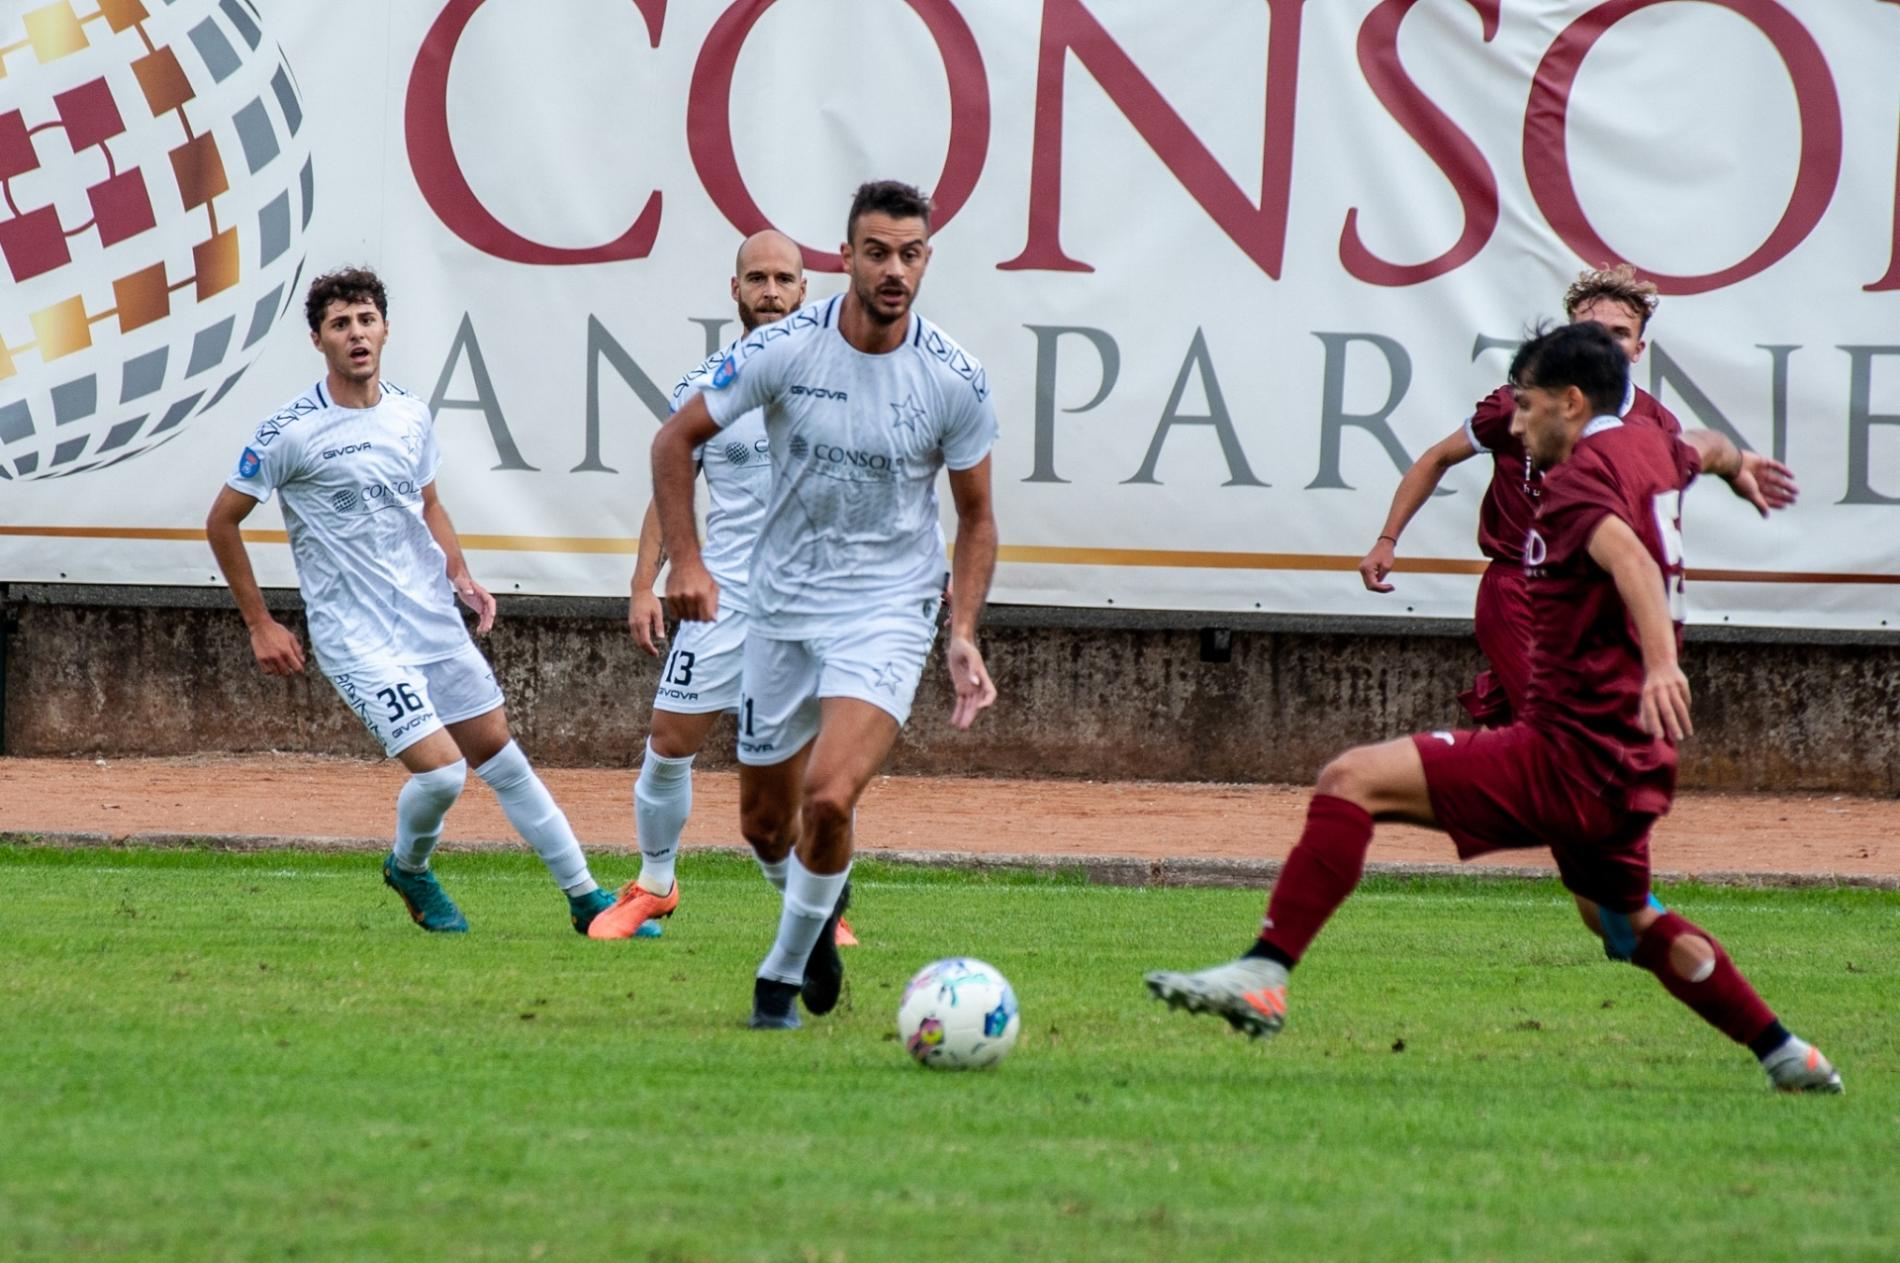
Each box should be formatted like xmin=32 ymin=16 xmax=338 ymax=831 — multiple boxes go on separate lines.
xmin=3 ymin=585 xmax=1896 ymax=793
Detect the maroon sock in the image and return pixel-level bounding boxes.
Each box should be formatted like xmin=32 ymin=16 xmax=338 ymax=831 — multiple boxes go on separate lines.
xmin=1631 ymin=911 xmax=1777 ymax=1046
xmin=1258 ymin=794 xmax=1374 ymax=966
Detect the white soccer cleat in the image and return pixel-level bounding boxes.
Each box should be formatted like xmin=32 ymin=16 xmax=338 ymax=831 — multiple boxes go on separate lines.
xmin=1761 ymin=1037 xmax=1844 ymax=1094
xmin=1145 ymin=956 xmax=1290 ymax=1040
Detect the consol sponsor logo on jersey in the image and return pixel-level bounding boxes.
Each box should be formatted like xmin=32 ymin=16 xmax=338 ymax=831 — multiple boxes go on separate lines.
xmin=788 ymin=384 xmax=848 ymax=401
xmin=808 ymin=443 xmax=905 ymax=478
xmin=333 ymin=479 xmax=420 ymax=515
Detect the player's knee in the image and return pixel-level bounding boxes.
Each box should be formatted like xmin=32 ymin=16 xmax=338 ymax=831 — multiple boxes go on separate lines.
xmin=741 ymin=799 xmax=794 ymax=853
xmin=1314 ymin=749 xmax=1374 ymax=807
xmin=407 ymin=759 xmax=466 ymax=810
xmin=1575 ymin=897 xmax=1606 ymax=941
xmin=1668 ymin=933 xmax=1716 ymax=983
xmin=802 ymin=783 xmax=855 ymax=839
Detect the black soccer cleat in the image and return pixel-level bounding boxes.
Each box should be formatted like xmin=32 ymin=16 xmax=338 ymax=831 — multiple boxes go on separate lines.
xmin=749 ymin=977 xmax=802 ymax=1030
xmin=799 ymin=880 xmax=852 ymax=1017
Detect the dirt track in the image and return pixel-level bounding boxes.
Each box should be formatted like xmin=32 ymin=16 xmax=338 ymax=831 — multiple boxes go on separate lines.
xmin=1 ymin=754 xmax=1894 ymax=882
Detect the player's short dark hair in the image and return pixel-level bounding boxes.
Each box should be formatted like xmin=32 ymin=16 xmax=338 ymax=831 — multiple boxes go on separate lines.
xmin=1564 ymin=262 xmax=1659 ymax=333
xmin=847 ymin=180 xmax=933 ymax=245
xmin=1509 ymin=320 xmax=1628 ymax=417
xmin=305 ymin=267 xmax=388 ymax=332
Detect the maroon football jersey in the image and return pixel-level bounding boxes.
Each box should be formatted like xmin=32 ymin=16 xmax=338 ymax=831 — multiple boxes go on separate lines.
xmin=1521 ymin=419 xmax=1702 ymax=814
xmin=1466 ymin=383 xmax=1681 ymax=565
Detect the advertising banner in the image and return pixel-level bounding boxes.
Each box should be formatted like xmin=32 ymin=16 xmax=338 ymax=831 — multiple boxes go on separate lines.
xmin=3 ymin=0 xmax=1896 ymax=628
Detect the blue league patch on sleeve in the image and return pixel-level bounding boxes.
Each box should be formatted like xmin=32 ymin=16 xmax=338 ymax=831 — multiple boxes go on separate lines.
xmin=237 ymin=447 xmax=262 ymax=479
xmin=709 ymin=354 xmax=738 ymax=389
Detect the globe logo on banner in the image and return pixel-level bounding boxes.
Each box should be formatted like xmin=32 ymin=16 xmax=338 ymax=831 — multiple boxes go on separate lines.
xmin=0 ymin=0 xmax=312 ymax=481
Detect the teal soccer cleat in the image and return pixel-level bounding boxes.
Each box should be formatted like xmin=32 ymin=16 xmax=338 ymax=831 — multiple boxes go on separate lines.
xmin=382 ymin=854 xmax=469 ymax=933
xmin=570 ymin=886 xmax=662 ymax=938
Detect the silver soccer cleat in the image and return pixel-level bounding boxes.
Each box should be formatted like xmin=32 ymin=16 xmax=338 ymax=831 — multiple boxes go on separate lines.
xmin=1145 ymin=957 xmax=1290 ymax=1040
xmin=1762 ymin=1037 xmax=1844 ymax=1094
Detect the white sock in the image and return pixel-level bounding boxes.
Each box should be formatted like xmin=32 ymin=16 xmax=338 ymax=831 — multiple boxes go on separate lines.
xmin=633 ymin=741 xmax=694 ymax=897
xmin=756 ymin=854 xmax=789 ymax=893
xmin=474 ymin=740 xmax=597 ymax=895
xmin=392 ymin=761 xmax=466 ymax=872
xmin=757 ymin=854 xmax=849 ymax=985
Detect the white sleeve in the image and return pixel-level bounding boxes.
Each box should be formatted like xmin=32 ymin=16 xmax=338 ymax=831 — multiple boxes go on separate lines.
xmin=701 ymin=334 xmax=787 ymax=431
xmin=225 ymin=420 xmax=299 ymax=503
xmin=417 ymin=406 xmax=443 ymax=486
xmin=940 ymin=372 xmax=999 ymax=472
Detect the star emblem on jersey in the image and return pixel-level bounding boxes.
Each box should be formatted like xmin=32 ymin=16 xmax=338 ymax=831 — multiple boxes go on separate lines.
xmin=873 ymin=662 xmax=904 ymax=694
xmin=400 ymin=422 xmax=424 ymax=459
xmin=890 ymin=393 xmax=927 ymax=433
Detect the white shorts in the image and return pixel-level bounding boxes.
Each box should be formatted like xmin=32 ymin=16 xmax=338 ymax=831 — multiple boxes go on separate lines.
xmin=736 ymin=606 xmax=939 ymax=766
xmin=328 ymin=641 xmax=504 ymax=758
xmin=652 ymin=604 xmax=746 ymax=715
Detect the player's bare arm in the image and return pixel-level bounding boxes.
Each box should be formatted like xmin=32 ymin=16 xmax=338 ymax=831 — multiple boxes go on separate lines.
xmin=206 ymin=485 xmax=306 ymax=676
xmin=946 ymin=456 xmax=999 ymax=731
xmin=1587 ymin=513 xmax=1691 ymax=742
xmin=419 ymin=481 xmax=495 ymax=634
xmin=1359 ymin=427 xmax=1479 ymax=592
xmin=628 ymin=497 xmax=669 ymax=655
xmin=1679 ymin=429 xmax=1799 ymax=517
xmin=652 ymin=394 xmax=724 ymax=622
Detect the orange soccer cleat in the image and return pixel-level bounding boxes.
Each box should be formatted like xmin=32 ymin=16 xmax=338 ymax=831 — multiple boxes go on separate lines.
xmin=586 ymin=879 xmax=680 ymax=940
xmin=835 ymin=917 xmax=859 ymax=948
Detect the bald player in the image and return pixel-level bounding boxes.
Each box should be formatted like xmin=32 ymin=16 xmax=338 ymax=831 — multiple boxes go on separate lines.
xmin=588 ymin=231 xmax=810 ymax=939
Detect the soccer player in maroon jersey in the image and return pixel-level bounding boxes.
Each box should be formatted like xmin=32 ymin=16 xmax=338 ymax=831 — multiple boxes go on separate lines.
xmin=1357 ymin=265 xmax=1790 ymax=724
xmin=1148 ymin=322 xmax=1842 ymax=1094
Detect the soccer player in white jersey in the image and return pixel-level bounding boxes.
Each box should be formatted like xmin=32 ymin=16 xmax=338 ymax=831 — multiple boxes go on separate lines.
xmin=653 ymin=181 xmax=1001 ymax=1029
xmin=587 ymin=230 xmax=810 ymax=940
xmin=205 ymin=267 xmax=617 ymax=935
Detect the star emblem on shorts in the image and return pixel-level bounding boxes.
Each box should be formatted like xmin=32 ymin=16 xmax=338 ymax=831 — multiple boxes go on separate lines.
xmin=890 ymin=393 xmax=927 ymax=433
xmin=872 ymin=661 xmax=904 ymax=694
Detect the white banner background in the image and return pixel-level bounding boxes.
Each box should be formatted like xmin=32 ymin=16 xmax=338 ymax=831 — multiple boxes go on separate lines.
xmin=3 ymin=0 xmax=1897 ymax=629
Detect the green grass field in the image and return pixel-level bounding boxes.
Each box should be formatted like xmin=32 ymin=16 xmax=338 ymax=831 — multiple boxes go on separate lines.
xmin=1 ymin=842 xmax=1894 ymax=1263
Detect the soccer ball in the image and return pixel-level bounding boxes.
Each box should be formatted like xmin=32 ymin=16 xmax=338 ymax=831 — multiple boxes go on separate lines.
xmin=896 ymin=957 xmax=1021 ymax=1069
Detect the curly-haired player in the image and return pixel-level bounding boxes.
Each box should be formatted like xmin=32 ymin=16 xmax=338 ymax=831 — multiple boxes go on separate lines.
xmin=206 ymin=267 xmax=616 ymax=935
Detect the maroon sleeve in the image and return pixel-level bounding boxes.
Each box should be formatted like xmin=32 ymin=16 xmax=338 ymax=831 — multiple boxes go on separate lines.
xmin=1465 ymin=386 xmax=1516 ymax=452
xmin=1630 ymin=388 xmax=1683 ymax=437
xmin=1674 ymin=434 xmax=1703 ymax=489
xmin=1536 ymin=449 xmax=1626 ymax=567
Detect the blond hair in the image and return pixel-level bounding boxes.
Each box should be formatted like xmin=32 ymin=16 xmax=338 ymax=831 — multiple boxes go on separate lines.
xmin=1564 ymin=263 xmax=1659 ymax=333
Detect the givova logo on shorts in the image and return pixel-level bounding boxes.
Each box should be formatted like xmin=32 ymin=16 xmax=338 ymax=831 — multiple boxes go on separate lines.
xmin=0 ymin=0 xmax=314 ymax=480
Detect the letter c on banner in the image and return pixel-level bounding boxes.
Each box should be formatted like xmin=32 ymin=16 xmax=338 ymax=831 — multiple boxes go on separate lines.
xmin=1523 ymin=0 xmax=1841 ymax=296
xmin=406 ymin=0 xmax=668 ymax=264
xmin=687 ymin=0 xmax=990 ymax=273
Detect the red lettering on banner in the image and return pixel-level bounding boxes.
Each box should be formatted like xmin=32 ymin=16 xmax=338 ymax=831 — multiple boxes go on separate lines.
xmin=999 ymin=0 xmax=1307 ymax=276
xmin=687 ymin=0 xmax=989 ymax=274
xmin=405 ymin=0 xmax=667 ymax=265
xmin=1341 ymin=0 xmax=1499 ymax=286
xmin=1865 ymin=0 xmax=1900 ymax=291
xmin=1523 ymin=0 xmax=1841 ymax=296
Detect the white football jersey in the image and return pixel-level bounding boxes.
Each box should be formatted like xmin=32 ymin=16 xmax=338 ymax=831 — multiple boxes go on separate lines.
xmin=225 ymin=380 xmax=472 ymax=673
xmin=670 ymin=340 xmax=771 ymax=613
xmin=700 ymin=296 xmax=998 ymax=637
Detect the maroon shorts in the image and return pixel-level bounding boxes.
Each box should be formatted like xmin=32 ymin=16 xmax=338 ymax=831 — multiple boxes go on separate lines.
xmin=1461 ymin=564 xmax=1532 ymax=726
xmin=1412 ymin=724 xmax=1657 ymax=913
